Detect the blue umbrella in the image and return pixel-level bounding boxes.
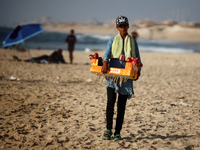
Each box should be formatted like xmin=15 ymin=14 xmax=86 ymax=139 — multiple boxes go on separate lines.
xmin=3 ymin=24 xmax=44 ymax=47
xmin=3 ymin=24 xmax=44 ymax=59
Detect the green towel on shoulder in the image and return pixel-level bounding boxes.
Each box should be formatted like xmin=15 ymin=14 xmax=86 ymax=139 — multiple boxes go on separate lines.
xmin=111 ymin=33 xmax=136 ymax=60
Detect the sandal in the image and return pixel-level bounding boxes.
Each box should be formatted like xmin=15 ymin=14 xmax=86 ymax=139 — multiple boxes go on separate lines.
xmin=102 ymin=130 xmax=112 ymax=140
xmin=114 ymin=134 xmax=122 ymax=140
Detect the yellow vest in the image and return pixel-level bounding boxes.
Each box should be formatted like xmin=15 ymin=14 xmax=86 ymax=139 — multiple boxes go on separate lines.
xmin=111 ymin=33 xmax=136 ymax=60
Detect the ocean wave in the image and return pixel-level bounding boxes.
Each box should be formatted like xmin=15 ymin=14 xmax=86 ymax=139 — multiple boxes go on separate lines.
xmin=139 ymin=46 xmax=194 ymax=53
xmin=76 ymin=34 xmax=111 ymax=44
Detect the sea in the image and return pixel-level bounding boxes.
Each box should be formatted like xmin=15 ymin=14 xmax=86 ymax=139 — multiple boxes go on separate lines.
xmin=1 ymin=27 xmax=200 ymax=53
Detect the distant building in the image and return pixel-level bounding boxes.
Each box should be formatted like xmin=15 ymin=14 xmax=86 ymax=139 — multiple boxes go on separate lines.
xmin=187 ymin=22 xmax=200 ymax=27
xmin=138 ymin=19 xmax=158 ymax=27
xmin=178 ymin=21 xmax=200 ymax=28
xmin=161 ymin=20 xmax=177 ymax=26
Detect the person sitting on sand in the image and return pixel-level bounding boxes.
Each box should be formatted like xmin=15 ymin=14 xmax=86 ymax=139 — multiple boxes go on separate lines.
xmin=13 ymin=49 xmax=67 ymax=64
xmin=101 ymin=16 xmax=142 ymax=140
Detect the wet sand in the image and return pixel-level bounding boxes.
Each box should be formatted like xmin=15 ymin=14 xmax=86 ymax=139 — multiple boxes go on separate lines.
xmin=0 ymin=49 xmax=200 ymax=149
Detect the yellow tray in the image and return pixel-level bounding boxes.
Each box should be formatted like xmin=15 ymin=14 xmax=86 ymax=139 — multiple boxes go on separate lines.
xmin=90 ymin=59 xmax=138 ymax=80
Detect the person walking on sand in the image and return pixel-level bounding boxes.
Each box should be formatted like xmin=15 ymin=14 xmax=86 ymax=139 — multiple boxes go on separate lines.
xmin=65 ymin=29 xmax=77 ymax=64
xmin=101 ymin=16 xmax=142 ymax=140
xmin=131 ymin=30 xmax=139 ymax=40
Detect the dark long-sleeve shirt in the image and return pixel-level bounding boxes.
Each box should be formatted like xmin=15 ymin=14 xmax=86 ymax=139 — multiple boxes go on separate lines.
xmin=49 ymin=51 xmax=66 ymax=63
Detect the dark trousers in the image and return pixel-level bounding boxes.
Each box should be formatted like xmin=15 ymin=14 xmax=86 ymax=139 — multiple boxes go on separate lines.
xmin=106 ymin=87 xmax=128 ymax=135
xmin=24 ymin=55 xmax=49 ymax=62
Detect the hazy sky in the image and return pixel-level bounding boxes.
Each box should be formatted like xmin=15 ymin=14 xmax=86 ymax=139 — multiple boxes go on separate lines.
xmin=0 ymin=0 xmax=200 ymax=26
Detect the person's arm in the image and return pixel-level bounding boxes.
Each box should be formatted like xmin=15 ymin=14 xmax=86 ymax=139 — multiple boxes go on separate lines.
xmin=48 ymin=51 xmax=56 ymax=63
xmin=74 ymin=36 xmax=77 ymax=44
xmin=59 ymin=55 xmax=66 ymax=64
xmin=65 ymin=36 xmax=68 ymax=43
xmin=103 ymin=37 xmax=113 ymax=62
xmin=134 ymin=39 xmax=141 ymax=61
xmin=102 ymin=37 xmax=113 ymax=73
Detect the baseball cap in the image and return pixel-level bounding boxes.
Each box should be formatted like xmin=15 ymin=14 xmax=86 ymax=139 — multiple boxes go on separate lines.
xmin=116 ymin=16 xmax=129 ymax=27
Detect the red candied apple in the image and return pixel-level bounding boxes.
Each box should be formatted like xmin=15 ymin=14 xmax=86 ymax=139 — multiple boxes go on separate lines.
xmin=94 ymin=53 xmax=99 ymax=59
xmin=138 ymin=62 xmax=143 ymax=68
xmin=134 ymin=57 xmax=140 ymax=63
xmin=126 ymin=57 xmax=132 ymax=62
xmin=132 ymin=59 xmax=137 ymax=64
xmin=131 ymin=57 xmax=135 ymax=62
xmin=89 ymin=54 xmax=94 ymax=59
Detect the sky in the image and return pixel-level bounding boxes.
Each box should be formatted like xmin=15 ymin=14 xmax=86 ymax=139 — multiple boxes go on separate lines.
xmin=0 ymin=0 xmax=200 ymax=27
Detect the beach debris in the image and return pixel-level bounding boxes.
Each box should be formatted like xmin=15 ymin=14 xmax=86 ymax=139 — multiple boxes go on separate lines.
xmin=170 ymin=104 xmax=176 ymax=107
xmin=40 ymin=104 xmax=50 ymax=111
xmin=46 ymin=106 xmax=50 ymax=111
xmin=176 ymin=96 xmax=185 ymax=99
xmin=9 ymin=76 xmax=17 ymax=81
xmin=141 ymin=92 xmax=147 ymax=95
xmin=53 ymin=81 xmax=61 ymax=84
xmin=86 ymin=78 xmax=93 ymax=82
xmin=175 ymin=101 xmax=191 ymax=106
xmin=0 ymin=76 xmax=4 ymax=80
xmin=53 ymin=76 xmax=61 ymax=83
xmin=170 ymin=101 xmax=191 ymax=107
xmin=9 ymin=76 xmax=21 ymax=81
xmin=85 ymin=47 xmax=91 ymax=52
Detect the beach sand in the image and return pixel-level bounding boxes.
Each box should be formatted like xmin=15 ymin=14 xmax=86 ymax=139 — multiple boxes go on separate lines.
xmin=0 ymin=48 xmax=200 ymax=149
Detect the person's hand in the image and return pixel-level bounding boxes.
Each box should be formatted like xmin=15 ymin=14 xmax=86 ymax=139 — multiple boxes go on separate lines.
xmin=101 ymin=61 xmax=109 ymax=74
xmin=133 ymin=71 xmax=140 ymax=81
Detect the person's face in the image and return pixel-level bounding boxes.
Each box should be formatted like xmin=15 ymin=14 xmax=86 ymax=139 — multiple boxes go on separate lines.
xmin=132 ymin=33 xmax=137 ymax=38
xmin=117 ymin=24 xmax=129 ymax=36
xmin=70 ymin=31 xmax=74 ymax=35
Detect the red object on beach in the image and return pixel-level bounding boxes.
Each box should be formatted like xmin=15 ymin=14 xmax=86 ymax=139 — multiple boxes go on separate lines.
xmin=132 ymin=59 xmax=137 ymax=64
xmin=131 ymin=57 xmax=135 ymax=62
xmin=138 ymin=62 xmax=143 ymax=68
xmin=89 ymin=54 xmax=94 ymax=59
xmin=132 ymin=57 xmax=140 ymax=64
xmin=126 ymin=57 xmax=132 ymax=62
xmin=94 ymin=53 xmax=99 ymax=59
xmin=134 ymin=57 xmax=140 ymax=63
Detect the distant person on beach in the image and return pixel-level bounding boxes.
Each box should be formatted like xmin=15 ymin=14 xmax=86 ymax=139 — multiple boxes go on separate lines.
xmin=65 ymin=29 xmax=77 ymax=64
xmin=131 ymin=30 xmax=140 ymax=63
xmin=13 ymin=49 xmax=67 ymax=64
xmin=131 ymin=30 xmax=139 ymax=40
xmin=101 ymin=16 xmax=142 ymax=140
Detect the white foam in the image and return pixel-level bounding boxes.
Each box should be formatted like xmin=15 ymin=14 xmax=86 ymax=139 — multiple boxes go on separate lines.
xmin=139 ymin=46 xmax=194 ymax=53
